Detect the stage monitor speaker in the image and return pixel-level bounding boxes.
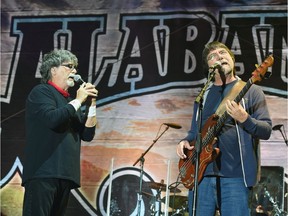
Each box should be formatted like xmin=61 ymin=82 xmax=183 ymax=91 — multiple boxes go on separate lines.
xmin=250 ymin=166 xmax=286 ymax=216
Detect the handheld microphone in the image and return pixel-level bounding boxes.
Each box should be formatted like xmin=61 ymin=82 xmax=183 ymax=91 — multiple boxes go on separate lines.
xmin=69 ymin=74 xmax=85 ymax=84
xmin=209 ymin=61 xmax=222 ymax=71
xmin=164 ymin=123 xmax=182 ymax=129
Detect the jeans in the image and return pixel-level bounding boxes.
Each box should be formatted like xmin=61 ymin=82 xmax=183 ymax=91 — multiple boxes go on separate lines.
xmin=188 ymin=177 xmax=250 ymax=216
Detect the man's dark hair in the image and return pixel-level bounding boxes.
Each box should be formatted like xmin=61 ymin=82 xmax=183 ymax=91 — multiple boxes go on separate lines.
xmin=202 ymin=41 xmax=235 ymax=77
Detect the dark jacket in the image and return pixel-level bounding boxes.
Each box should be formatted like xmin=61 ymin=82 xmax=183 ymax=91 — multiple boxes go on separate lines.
xmin=184 ymin=79 xmax=272 ymax=187
xmin=22 ymin=84 xmax=95 ymax=188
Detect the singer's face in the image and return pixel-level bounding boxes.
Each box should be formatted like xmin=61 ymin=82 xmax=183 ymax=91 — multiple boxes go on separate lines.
xmin=51 ymin=62 xmax=77 ymax=90
xmin=207 ymin=48 xmax=234 ymax=77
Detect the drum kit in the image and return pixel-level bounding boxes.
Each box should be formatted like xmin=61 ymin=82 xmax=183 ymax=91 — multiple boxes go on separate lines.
xmin=132 ymin=126 xmax=189 ymax=215
xmin=140 ymin=180 xmax=188 ymax=216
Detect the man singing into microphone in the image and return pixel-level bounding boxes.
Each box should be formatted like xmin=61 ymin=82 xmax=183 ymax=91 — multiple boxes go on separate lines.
xmin=176 ymin=41 xmax=272 ymax=216
xmin=22 ymin=49 xmax=98 ymax=216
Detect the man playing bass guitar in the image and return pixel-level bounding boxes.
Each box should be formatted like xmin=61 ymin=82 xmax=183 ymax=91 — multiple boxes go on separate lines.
xmin=176 ymin=41 xmax=272 ymax=216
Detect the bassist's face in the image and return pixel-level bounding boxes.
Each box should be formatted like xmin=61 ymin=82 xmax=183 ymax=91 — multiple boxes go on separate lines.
xmin=207 ymin=48 xmax=235 ymax=83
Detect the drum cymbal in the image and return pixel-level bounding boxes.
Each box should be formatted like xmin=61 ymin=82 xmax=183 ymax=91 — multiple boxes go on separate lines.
xmin=148 ymin=182 xmax=181 ymax=193
xmin=148 ymin=182 xmax=167 ymax=190
xmin=161 ymin=195 xmax=188 ymax=209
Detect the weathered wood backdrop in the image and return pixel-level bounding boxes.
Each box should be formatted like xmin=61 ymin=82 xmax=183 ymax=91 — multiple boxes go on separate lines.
xmin=1 ymin=0 xmax=287 ymax=215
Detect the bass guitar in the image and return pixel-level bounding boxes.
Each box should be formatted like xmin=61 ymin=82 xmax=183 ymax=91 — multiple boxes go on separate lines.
xmin=178 ymin=55 xmax=274 ymax=189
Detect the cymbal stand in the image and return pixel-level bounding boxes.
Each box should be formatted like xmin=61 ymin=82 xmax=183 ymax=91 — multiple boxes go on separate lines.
xmin=133 ymin=125 xmax=170 ymax=216
xmin=150 ymin=187 xmax=163 ymax=216
xmin=154 ymin=188 xmax=163 ymax=216
xmin=264 ymin=188 xmax=286 ymax=216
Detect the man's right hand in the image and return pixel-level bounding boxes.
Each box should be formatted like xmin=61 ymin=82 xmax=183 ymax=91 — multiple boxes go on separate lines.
xmin=76 ymin=83 xmax=98 ymax=104
xmin=176 ymin=140 xmax=194 ymax=159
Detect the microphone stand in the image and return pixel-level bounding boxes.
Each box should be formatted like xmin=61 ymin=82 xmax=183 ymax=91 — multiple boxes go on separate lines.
xmin=279 ymin=126 xmax=288 ymax=146
xmin=133 ymin=125 xmax=170 ymax=216
xmin=192 ymin=72 xmax=215 ymax=216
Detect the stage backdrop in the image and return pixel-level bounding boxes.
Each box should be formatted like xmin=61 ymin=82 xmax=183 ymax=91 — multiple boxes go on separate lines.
xmin=1 ymin=0 xmax=287 ymax=215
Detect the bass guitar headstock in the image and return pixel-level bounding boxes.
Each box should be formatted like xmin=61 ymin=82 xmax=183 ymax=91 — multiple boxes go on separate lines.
xmin=251 ymin=54 xmax=274 ymax=84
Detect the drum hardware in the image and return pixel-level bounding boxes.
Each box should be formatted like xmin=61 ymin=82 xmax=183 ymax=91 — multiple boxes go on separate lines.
xmin=264 ymin=188 xmax=287 ymax=216
xmin=151 ymin=180 xmax=166 ymax=216
xmin=133 ymin=124 xmax=171 ymax=216
xmin=150 ymin=187 xmax=163 ymax=216
xmin=162 ymin=195 xmax=188 ymax=216
xmin=147 ymin=180 xmax=183 ymax=216
xmin=170 ymin=186 xmax=182 ymax=193
xmin=161 ymin=195 xmax=188 ymax=210
xmin=136 ymin=190 xmax=154 ymax=198
xmin=169 ymin=208 xmax=187 ymax=216
xmin=148 ymin=181 xmax=181 ymax=193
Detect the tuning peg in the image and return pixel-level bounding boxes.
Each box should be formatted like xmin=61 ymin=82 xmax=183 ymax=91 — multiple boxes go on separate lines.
xmin=263 ymin=71 xmax=272 ymax=79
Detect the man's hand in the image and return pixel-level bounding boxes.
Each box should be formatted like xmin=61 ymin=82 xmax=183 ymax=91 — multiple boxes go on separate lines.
xmin=225 ymin=100 xmax=248 ymax=123
xmin=84 ymin=83 xmax=98 ymax=106
xmin=76 ymin=83 xmax=98 ymax=104
xmin=177 ymin=140 xmax=194 ymax=159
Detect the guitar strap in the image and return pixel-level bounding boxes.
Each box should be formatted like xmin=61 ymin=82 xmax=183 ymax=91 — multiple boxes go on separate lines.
xmin=215 ymin=80 xmax=246 ymax=117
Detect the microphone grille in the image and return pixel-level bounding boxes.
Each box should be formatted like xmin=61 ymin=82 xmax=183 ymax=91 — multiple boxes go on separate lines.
xmin=272 ymin=124 xmax=283 ymax=130
xmin=73 ymin=74 xmax=82 ymax=82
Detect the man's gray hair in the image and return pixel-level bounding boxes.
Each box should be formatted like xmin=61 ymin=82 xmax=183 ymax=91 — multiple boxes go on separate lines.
xmin=40 ymin=49 xmax=78 ymax=83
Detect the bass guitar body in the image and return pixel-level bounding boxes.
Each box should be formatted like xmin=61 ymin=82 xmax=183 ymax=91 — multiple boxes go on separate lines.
xmin=178 ymin=114 xmax=220 ymax=190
